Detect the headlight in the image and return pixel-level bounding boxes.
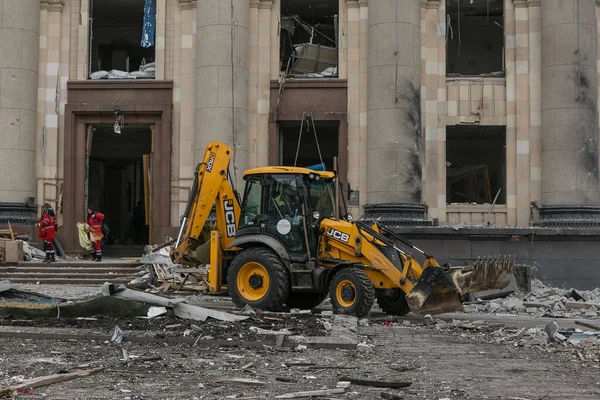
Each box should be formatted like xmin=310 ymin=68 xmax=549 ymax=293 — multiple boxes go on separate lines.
xmin=312 ymin=211 xmax=320 ymax=220
xmin=347 ymin=213 xmax=353 ymax=221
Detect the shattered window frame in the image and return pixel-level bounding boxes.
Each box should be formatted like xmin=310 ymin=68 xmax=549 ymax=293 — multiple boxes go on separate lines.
xmin=88 ymin=0 xmax=157 ymax=81
xmin=445 ymin=0 xmax=505 ymax=77
xmin=280 ymin=0 xmax=339 ymax=79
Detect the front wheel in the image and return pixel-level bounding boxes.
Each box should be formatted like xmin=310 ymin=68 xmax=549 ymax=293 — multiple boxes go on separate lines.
xmin=227 ymin=248 xmax=290 ymax=310
xmin=329 ymin=267 xmax=374 ymax=317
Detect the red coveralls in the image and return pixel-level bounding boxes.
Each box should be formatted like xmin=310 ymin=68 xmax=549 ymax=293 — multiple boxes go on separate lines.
xmin=38 ymin=211 xmax=57 ymax=261
xmin=88 ymin=212 xmax=105 ymax=260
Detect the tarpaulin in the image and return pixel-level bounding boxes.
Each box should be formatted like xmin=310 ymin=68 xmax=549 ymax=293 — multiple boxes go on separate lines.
xmin=141 ymin=0 xmax=156 ymax=48
xmin=77 ymin=222 xmax=93 ymax=251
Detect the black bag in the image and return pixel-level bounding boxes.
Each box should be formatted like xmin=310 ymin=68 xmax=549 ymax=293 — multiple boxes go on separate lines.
xmin=101 ymin=223 xmax=110 ymax=237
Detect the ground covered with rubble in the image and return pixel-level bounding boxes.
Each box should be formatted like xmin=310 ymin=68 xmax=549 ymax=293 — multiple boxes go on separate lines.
xmin=0 ymin=278 xmax=599 ymax=399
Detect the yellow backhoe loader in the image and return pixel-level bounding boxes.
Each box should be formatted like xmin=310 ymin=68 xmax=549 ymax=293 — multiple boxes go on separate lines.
xmin=171 ymin=142 xmax=513 ymax=317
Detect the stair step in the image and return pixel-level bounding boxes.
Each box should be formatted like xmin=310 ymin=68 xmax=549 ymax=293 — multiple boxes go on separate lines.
xmin=0 ymin=272 xmax=136 ymax=280
xmin=4 ymin=277 xmax=131 ymax=285
xmin=0 ymin=267 xmax=143 ymax=274
xmin=5 ymin=262 xmax=143 ymax=269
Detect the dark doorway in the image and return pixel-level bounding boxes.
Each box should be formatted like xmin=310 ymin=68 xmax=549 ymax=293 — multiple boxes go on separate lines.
xmin=279 ymin=122 xmax=339 ymax=171
xmin=88 ymin=124 xmax=151 ymax=249
xmin=446 ymin=125 xmax=506 ymax=204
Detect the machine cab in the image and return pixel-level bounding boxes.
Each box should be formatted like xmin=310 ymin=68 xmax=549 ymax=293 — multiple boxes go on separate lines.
xmin=237 ymin=167 xmax=337 ymax=258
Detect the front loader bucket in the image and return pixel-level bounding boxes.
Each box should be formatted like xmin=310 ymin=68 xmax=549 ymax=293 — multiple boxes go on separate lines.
xmin=450 ymin=256 xmax=515 ymax=296
xmin=405 ymin=266 xmax=464 ymax=316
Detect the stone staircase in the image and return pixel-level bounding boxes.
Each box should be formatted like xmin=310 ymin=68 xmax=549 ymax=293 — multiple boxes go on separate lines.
xmin=0 ymin=261 xmax=145 ymax=285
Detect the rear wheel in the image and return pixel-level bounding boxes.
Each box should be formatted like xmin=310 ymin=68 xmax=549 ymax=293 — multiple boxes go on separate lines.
xmin=227 ymin=248 xmax=290 ymax=310
xmin=285 ymin=292 xmax=328 ymax=310
xmin=329 ymin=267 xmax=374 ymax=317
xmin=375 ymin=289 xmax=410 ymax=316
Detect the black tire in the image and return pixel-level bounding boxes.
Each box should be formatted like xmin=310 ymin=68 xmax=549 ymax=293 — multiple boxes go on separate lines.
xmin=375 ymin=289 xmax=410 ymax=316
xmin=329 ymin=267 xmax=375 ymax=317
xmin=285 ymin=292 xmax=328 ymax=310
xmin=227 ymin=248 xmax=290 ymax=310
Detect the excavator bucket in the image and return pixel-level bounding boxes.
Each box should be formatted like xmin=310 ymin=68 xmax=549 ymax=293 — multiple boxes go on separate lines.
xmin=405 ymin=256 xmax=515 ymax=316
xmin=405 ymin=266 xmax=464 ymax=316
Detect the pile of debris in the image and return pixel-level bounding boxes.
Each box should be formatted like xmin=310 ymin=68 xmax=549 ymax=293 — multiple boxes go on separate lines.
xmin=0 ymin=224 xmax=48 ymax=262
xmin=129 ymin=238 xmax=209 ymax=292
xmin=465 ymin=278 xmax=600 ymax=319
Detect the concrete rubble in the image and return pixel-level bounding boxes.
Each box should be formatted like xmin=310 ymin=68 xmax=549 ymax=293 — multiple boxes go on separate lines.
xmin=464 ymin=278 xmax=600 ymax=319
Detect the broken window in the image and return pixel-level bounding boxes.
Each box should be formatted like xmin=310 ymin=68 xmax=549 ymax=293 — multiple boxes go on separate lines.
xmin=279 ymin=120 xmax=338 ymax=171
xmin=446 ymin=125 xmax=506 ymax=205
xmin=89 ymin=0 xmax=156 ymax=80
xmin=280 ymin=0 xmax=338 ymax=78
xmin=446 ymin=0 xmax=504 ymax=77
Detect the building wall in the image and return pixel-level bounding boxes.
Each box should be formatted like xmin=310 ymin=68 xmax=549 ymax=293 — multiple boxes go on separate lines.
xmin=10 ymin=0 xmax=600 ymax=240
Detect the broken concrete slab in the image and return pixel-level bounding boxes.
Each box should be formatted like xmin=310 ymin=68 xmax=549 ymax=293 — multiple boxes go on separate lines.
xmin=101 ymin=282 xmax=247 ymax=322
xmin=287 ymin=315 xmax=358 ymax=350
xmin=0 ymin=279 xmax=12 ymax=293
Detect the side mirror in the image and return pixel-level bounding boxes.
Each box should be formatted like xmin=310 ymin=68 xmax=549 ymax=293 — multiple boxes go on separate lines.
xmin=347 ymin=182 xmax=352 ymax=201
xmin=257 ymin=214 xmax=269 ymax=223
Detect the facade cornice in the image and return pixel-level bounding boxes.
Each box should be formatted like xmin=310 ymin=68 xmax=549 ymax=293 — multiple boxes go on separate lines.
xmin=178 ymin=0 xmax=197 ymax=10
xmin=513 ymin=0 xmax=528 ymax=8
xmin=40 ymin=0 xmax=65 ymax=12
xmin=359 ymin=0 xmax=368 ymax=7
xmin=259 ymin=0 xmax=273 ymax=9
xmin=347 ymin=0 xmax=360 ymax=9
xmin=425 ymin=0 xmax=440 ymax=9
xmin=528 ymin=0 xmax=541 ymax=6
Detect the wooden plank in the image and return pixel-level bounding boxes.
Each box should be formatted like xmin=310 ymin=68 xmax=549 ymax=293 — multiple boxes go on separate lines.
xmin=7 ymin=222 xmax=14 ymax=240
xmin=339 ymin=377 xmax=412 ymax=389
xmin=275 ymin=388 xmax=345 ymax=399
xmin=142 ymin=154 xmax=151 ymax=226
xmin=575 ymin=320 xmax=600 ymax=331
xmin=215 ymin=378 xmax=266 ymax=385
xmin=8 ymin=368 xmax=104 ymax=391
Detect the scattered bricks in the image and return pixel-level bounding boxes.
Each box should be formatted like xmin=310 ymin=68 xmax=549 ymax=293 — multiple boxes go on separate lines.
xmin=524 ymin=302 xmax=552 ymax=309
xmin=565 ymin=302 xmax=596 ymax=310
xmin=526 ymin=307 xmax=538 ymax=314
xmin=583 ymin=311 xmax=598 ymax=318
xmin=523 ymin=338 xmax=547 ymax=347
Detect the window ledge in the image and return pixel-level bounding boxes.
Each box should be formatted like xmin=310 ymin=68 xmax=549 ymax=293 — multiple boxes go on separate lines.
xmin=446 ymin=76 xmax=506 ymax=85
xmin=446 ymin=204 xmax=507 ymax=213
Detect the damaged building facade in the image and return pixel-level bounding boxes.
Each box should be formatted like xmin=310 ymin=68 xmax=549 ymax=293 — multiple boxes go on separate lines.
xmin=1 ymin=0 xmax=600 ymax=250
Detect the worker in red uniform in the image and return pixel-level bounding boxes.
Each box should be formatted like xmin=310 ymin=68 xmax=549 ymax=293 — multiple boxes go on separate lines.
xmin=87 ymin=207 xmax=105 ymax=262
xmin=38 ymin=203 xmax=58 ymax=263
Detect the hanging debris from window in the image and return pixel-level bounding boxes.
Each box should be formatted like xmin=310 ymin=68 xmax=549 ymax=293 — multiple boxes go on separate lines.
xmin=141 ymin=0 xmax=156 ymax=48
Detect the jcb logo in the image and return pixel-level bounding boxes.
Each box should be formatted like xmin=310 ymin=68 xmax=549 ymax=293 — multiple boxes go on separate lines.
xmin=224 ymin=199 xmax=236 ymax=237
xmin=326 ymin=228 xmax=350 ymax=243
xmin=206 ymin=153 xmax=216 ymax=172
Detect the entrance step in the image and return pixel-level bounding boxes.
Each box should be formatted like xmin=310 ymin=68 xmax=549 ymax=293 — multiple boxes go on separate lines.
xmin=3 ymin=277 xmax=132 ymax=285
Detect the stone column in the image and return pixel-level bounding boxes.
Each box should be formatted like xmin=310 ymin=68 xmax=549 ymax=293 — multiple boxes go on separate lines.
xmin=541 ymin=0 xmax=599 ymax=205
xmin=514 ymin=0 xmax=530 ymax=225
xmin=195 ymin=0 xmax=249 ymax=188
xmin=347 ymin=0 xmax=361 ymax=212
xmin=529 ymin=0 xmax=542 ymax=205
xmin=505 ymin=0 xmax=518 ymax=225
xmin=367 ymin=0 xmax=422 ymax=205
xmin=0 ymin=0 xmax=40 ymax=203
